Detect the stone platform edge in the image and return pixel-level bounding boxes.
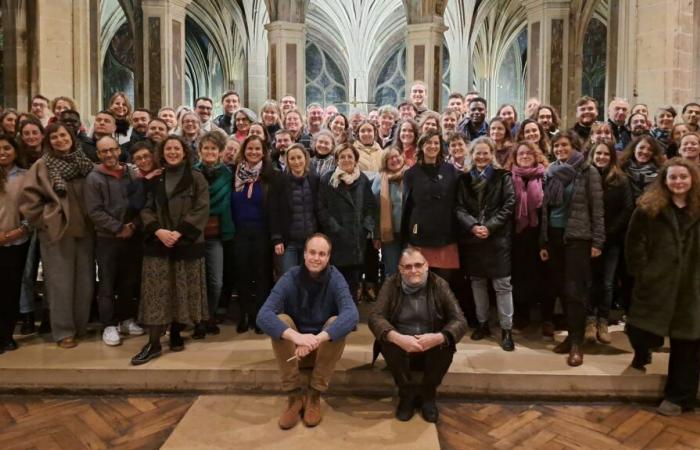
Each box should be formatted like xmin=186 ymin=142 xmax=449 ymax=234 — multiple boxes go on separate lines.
xmin=0 ymin=367 xmax=668 ymax=401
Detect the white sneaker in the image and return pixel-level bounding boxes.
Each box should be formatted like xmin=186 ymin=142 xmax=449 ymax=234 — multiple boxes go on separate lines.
xmin=120 ymin=319 xmax=145 ymax=336
xmin=102 ymin=326 xmax=122 ymax=346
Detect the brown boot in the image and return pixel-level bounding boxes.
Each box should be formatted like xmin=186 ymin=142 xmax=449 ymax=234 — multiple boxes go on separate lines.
xmin=567 ymin=344 xmax=584 ymax=367
xmin=597 ymin=319 xmax=612 ymax=344
xmin=278 ymin=390 xmax=304 ymax=430
xmin=303 ymin=388 xmax=323 ymax=427
xmin=584 ymin=318 xmax=597 ymax=344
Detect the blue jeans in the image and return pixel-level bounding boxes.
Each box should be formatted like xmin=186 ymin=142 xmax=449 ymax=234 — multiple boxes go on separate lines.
xmin=381 ymin=241 xmax=403 ymax=277
xmin=588 ymin=243 xmax=621 ymax=320
xmin=205 ymin=239 xmax=224 ymax=317
xmin=471 ymin=276 xmax=514 ymax=330
xmin=280 ymin=242 xmax=304 ymax=274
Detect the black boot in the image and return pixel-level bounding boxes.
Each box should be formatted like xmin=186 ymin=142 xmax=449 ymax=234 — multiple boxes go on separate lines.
xmin=631 ymin=350 xmax=652 ymax=370
xmin=396 ymin=387 xmax=417 ymax=421
xmin=470 ymin=322 xmax=491 ymax=341
xmin=38 ymin=309 xmax=51 ymax=334
xmin=501 ymin=330 xmax=515 ymax=352
xmin=192 ymin=322 xmax=206 ymax=340
xmin=169 ymin=323 xmax=185 ymax=351
xmin=20 ymin=312 xmax=36 ymax=335
xmin=420 ymin=386 xmax=439 ymax=423
xmin=205 ymin=319 xmax=220 ymax=335
xmin=237 ymin=313 xmax=250 ymax=333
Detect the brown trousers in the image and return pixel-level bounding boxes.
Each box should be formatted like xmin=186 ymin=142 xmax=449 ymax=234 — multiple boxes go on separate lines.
xmin=272 ymin=314 xmax=346 ymax=392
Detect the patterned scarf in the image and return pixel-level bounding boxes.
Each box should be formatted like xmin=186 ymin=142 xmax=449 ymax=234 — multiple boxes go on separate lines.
xmin=544 ymin=151 xmax=584 ymax=207
xmin=43 ymin=149 xmax=94 ymax=197
xmin=379 ymin=166 xmax=406 ymax=242
xmin=625 ymin=160 xmax=658 ymax=197
xmin=329 ymin=165 xmax=361 ymax=188
xmin=511 ymin=164 xmax=545 ymax=233
xmin=234 ymin=161 xmax=262 ymax=199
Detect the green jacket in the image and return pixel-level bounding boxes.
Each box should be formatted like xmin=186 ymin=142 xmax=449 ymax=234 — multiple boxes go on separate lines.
xmin=625 ymin=205 xmax=700 ymax=340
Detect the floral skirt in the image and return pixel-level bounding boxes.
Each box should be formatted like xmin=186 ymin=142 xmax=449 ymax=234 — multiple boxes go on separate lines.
xmin=139 ymin=256 xmax=209 ymax=326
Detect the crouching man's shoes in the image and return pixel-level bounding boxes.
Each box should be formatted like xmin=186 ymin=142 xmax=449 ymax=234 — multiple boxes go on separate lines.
xmin=421 ymin=399 xmax=439 ymax=423
xmin=278 ymin=390 xmax=304 ymax=430
xmin=396 ymin=393 xmax=416 ymax=421
xmin=303 ymin=388 xmax=323 ymax=427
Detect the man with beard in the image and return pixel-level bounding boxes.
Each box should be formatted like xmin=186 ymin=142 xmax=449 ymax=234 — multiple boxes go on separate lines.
xmin=534 ymin=105 xmax=560 ymax=137
xmin=571 ymin=96 xmax=599 ymax=142
xmin=272 ymin=129 xmax=293 ymax=172
xmin=457 ymin=97 xmax=489 ymax=140
xmin=80 ymin=110 xmax=120 ymax=163
xmin=682 ymin=102 xmax=700 ymax=132
xmin=123 ymin=109 xmax=151 ymax=157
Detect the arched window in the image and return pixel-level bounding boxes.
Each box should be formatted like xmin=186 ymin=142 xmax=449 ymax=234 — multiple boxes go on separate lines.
xmin=582 ymin=18 xmax=607 ymax=118
xmin=373 ymin=47 xmax=406 ymax=107
xmin=306 ymin=42 xmax=347 ymax=111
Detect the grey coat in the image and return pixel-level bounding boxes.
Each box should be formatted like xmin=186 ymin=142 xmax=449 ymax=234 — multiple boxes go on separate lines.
xmin=540 ymin=161 xmax=605 ymax=250
xmin=84 ymin=164 xmax=141 ymax=238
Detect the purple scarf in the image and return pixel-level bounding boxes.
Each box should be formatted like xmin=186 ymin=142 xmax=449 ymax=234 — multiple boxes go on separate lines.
xmin=511 ymin=164 xmax=545 ymax=233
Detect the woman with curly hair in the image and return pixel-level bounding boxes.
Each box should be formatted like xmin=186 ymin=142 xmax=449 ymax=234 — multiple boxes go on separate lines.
xmin=625 ymin=158 xmax=700 ymax=416
xmin=516 ymin=119 xmax=551 ymax=165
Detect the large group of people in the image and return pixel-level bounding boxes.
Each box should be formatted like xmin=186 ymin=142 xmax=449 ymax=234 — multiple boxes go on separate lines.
xmin=1 ymin=85 xmax=699 ymax=424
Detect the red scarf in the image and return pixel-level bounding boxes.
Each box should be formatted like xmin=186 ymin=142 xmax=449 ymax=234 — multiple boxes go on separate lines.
xmin=511 ymin=164 xmax=545 ymax=233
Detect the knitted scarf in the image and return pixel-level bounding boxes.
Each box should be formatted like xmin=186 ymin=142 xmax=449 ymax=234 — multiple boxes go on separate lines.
xmin=379 ymin=166 xmax=406 ymax=242
xmin=625 ymin=160 xmax=658 ymax=196
xmin=511 ymin=164 xmax=545 ymax=233
xmin=43 ymin=149 xmax=94 ymax=197
xmin=195 ymin=162 xmax=235 ymax=241
xmin=329 ymin=165 xmax=360 ymax=188
xmin=401 ymin=271 xmax=428 ymax=294
xmin=234 ymin=161 xmax=262 ymax=199
xmin=544 ymin=151 xmax=584 ymax=207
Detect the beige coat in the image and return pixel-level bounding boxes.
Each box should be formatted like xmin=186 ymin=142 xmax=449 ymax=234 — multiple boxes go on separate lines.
xmin=19 ymin=159 xmax=91 ymax=243
xmin=354 ymin=141 xmax=384 ymax=174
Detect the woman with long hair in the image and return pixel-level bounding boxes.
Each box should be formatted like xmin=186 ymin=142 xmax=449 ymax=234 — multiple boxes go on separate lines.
xmin=507 ymin=141 xmax=547 ymax=332
xmin=318 ymin=143 xmax=376 ymax=302
xmin=456 ymin=137 xmax=516 ymax=351
xmin=394 ymin=119 xmax=419 ymax=168
xmin=259 ymin=100 xmax=283 ymax=148
xmin=539 ymin=130 xmax=605 ymax=366
xmin=489 ymin=117 xmax=514 ymax=167
xmin=0 ymin=136 xmax=30 ymax=352
xmin=20 ymin=122 xmax=96 ymax=348
xmin=0 ymin=109 xmax=18 ymax=135
xmin=283 ymin=109 xmax=311 ymax=151
xmin=234 ymin=108 xmax=257 ymax=143
xmin=625 ymin=158 xmax=700 ymax=416
xmin=107 ymin=91 xmax=133 ymax=144
xmin=620 ymin=136 xmax=666 ymax=201
xmin=585 ymin=142 xmax=634 ymax=344
xmin=679 ymin=132 xmax=700 ymax=164
xmin=516 ymin=118 xmax=551 ymax=163
xmin=131 ymin=135 xmax=209 ymax=364
xmin=326 ymin=112 xmax=350 ymax=144
xmin=231 ymin=135 xmax=277 ymax=333
xmin=371 ymin=148 xmax=407 ymax=277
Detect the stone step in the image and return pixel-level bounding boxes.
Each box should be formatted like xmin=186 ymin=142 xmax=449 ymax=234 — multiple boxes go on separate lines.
xmin=0 ymin=323 xmax=671 ymax=399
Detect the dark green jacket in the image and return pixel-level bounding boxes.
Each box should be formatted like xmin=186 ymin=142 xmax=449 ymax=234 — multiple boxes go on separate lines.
xmin=625 ymin=205 xmax=700 ymax=340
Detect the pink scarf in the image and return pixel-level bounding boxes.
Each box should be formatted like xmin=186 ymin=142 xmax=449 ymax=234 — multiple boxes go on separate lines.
xmin=511 ymin=164 xmax=545 ymax=233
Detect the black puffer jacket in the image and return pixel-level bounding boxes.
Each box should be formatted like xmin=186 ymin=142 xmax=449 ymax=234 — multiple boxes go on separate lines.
xmin=317 ymin=171 xmax=376 ymax=267
xmin=269 ymin=171 xmax=320 ymax=246
xmin=456 ymin=167 xmax=516 ymax=278
xmin=401 ymin=162 xmax=460 ymax=247
xmin=540 ymin=161 xmax=605 ymax=250
xmin=597 ymin=168 xmax=634 ymax=244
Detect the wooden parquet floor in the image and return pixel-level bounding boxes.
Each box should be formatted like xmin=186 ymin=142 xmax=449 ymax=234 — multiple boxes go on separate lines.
xmin=437 ymin=401 xmax=700 ymax=450
xmin=0 ymin=395 xmax=194 ymax=450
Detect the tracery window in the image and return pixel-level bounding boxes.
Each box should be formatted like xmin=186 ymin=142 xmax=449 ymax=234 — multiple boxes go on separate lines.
xmin=305 ymin=42 xmax=347 ymax=111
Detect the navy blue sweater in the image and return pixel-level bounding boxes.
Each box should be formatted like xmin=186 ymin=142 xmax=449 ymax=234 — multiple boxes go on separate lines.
xmin=256 ymin=265 xmax=359 ymax=341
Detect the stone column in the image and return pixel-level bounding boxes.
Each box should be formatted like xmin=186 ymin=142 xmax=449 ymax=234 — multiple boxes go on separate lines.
xmin=141 ymin=0 xmax=191 ymax=111
xmin=1 ymin=0 xmax=32 ymax=109
xmin=72 ymin=0 xmax=101 ymax=116
xmin=265 ymin=21 xmax=305 ymax=108
xmin=246 ymin=37 xmax=268 ymax=112
xmin=524 ymin=0 xmax=571 ymax=121
xmin=630 ymin=0 xmax=697 ymax=108
xmin=405 ymin=22 xmax=448 ymax=112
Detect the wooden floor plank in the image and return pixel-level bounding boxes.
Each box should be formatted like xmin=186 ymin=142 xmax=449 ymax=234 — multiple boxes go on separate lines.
xmin=609 ymin=410 xmax=656 ymax=440
xmin=623 ymin=419 xmax=665 ymax=449
xmin=488 ymin=409 xmax=542 ymax=439
xmin=645 ymin=430 xmax=681 ymax=449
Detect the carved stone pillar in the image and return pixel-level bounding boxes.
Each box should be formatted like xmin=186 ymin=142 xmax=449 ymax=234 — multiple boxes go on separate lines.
xmin=405 ymin=22 xmax=448 ymax=111
xmin=141 ymin=0 xmax=191 ymax=111
xmin=1 ymin=0 xmax=32 ymax=109
xmin=265 ymin=21 xmax=306 ymax=108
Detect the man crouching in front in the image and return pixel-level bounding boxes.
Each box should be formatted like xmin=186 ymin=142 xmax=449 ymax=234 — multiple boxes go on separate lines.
xmin=368 ymin=247 xmax=467 ymax=423
xmin=256 ymin=233 xmax=359 ymax=429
